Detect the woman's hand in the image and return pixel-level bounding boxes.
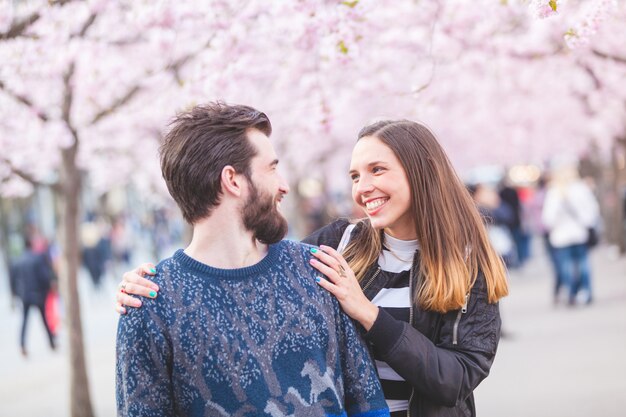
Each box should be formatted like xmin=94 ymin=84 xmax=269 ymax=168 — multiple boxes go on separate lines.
xmin=309 ymin=245 xmax=379 ymax=331
xmin=115 ymin=263 xmax=159 ymax=314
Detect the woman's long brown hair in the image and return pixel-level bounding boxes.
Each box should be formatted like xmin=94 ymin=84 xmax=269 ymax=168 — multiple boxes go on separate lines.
xmin=343 ymin=120 xmax=508 ymax=313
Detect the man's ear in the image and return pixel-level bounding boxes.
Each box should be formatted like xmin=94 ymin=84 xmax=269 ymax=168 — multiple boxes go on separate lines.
xmin=221 ymin=165 xmax=245 ymax=197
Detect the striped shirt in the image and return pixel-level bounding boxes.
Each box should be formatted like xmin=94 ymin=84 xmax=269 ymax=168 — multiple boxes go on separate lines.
xmin=374 ymin=233 xmax=418 ymax=413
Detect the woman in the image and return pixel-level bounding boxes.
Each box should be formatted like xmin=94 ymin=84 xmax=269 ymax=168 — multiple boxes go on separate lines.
xmin=542 ymin=160 xmax=599 ymax=305
xmin=116 ymin=120 xmax=509 ymax=417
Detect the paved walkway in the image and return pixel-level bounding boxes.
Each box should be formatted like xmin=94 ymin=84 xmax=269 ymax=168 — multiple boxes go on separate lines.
xmin=0 ymin=240 xmax=625 ymax=416
xmin=475 ymin=243 xmax=626 ymax=417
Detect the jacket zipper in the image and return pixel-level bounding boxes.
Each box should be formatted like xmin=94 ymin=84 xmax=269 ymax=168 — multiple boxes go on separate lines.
xmin=452 ymin=293 xmax=469 ymax=345
xmin=406 ymin=265 xmax=416 ymax=416
xmin=362 ymin=267 xmax=381 ymax=292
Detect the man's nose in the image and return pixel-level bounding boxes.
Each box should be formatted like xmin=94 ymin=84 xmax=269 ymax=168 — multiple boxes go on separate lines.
xmin=279 ymin=177 xmax=290 ymax=195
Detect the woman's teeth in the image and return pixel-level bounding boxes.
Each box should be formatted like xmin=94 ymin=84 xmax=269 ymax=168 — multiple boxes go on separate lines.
xmin=365 ymin=198 xmax=388 ymax=211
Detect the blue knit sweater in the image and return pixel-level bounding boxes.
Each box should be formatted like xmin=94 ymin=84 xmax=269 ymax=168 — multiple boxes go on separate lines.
xmin=116 ymin=240 xmax=389 ymax=417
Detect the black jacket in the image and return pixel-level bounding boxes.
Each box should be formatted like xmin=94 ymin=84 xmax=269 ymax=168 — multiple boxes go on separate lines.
xmin=304 ymin=219 xmax=502 ymax=417
xmin=10 ymin=250 xmax=55 ymax=305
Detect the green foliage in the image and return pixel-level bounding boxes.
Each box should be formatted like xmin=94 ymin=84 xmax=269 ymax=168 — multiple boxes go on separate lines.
xmin=337 ymin=40 xmax=349 ymax=54
xmin=549 ymin=0 xmax=558 ymax=12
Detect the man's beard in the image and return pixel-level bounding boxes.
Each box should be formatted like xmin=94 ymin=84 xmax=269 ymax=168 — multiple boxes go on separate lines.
xmin=242 ymin=180 xmax=288 ymax=244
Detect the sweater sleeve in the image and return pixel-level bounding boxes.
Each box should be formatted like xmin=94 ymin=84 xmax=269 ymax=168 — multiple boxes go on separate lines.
xmin=335 ymin=302 xmax=390 ymax=417
xmin=116 ymin=297 xmax=174 ymax=417
xmin=364 ymin=279 xmax=500 ymax=407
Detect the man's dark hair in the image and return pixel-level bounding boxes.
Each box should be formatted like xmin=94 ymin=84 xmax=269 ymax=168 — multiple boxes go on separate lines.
xmin=159 ymin=102 xmax=272 ymax=224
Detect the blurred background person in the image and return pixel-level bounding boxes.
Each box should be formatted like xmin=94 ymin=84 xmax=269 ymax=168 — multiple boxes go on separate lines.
xmin=542 ymin=159 xmax=600 ymax=306
xmin=470 ymin=183 xmax=517 ymax=268
xmin=81 ymin=214 xmax=110 ymax=291
xmin=498 ymin=177 xmax=529 ymax=268
xmin=9 ymin=233 xmax=57 ymax=357
xmin=527 ymin=175 xmax=563 ymax=303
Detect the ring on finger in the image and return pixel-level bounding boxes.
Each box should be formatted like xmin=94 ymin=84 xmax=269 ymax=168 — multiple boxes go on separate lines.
xmin=119 ymin=282 xmax=127 ymax=293
xmin=337 ymin=264 xmax=347 ymax=278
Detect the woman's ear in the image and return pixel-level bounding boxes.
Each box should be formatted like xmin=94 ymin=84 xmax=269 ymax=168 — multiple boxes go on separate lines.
xmin=221 ymin=165 xmax=245 ymax=197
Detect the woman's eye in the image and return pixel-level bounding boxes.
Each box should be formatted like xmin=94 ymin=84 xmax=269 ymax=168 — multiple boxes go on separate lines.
xmin=350 ymin=174 xmax=359 ymax=182
xmin=372 ymin=166 xmax=385 ymax=174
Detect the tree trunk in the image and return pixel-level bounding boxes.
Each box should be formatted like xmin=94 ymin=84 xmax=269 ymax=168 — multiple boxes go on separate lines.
xmin=0 ymin=198 xmax=14 ymax=302
xmin=612 ymin=137 xmax=626 ymax=254
xmin=61 ymin=143 xmax=95 ymax=417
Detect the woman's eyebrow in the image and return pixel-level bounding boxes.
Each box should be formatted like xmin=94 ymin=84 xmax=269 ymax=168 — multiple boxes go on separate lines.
xmin=348 ymin=161 xmax=388 ymax=175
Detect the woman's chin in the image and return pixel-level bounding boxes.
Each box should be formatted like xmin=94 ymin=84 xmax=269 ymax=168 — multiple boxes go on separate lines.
xmin=368 ymin=217 xmax=387 ymax=230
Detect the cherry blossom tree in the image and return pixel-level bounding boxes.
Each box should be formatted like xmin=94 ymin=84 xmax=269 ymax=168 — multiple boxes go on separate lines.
xmin=1 ymin=1 xmax=625 ymax=415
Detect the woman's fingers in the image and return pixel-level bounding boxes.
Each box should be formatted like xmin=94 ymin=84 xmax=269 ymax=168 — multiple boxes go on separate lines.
xmin=122 ymin=274 xmax=159 ymax=294
xmin=115 ymin=263 xmax=158 ymax=314
xmin=116 ymin=290 xmax=143 ymax=307
xmin=123 ymin=264 xmax=159 ymax=290
xmin=139 ymin=263 xmax=158 ymax=277
xmin=122 ymin=280 xmax=157 ymax=299
xmin=315 ymin=276 xmax=346 ymax=299
xmin=319 ymin=245 xmax=350 ymax=269
xmin=115 ymin=302 xmax=127 ymax=315
xmin=309 ymin=247 xmax=346 ymax=277
xmin=309 ymin=256 xmax=342 ymax=284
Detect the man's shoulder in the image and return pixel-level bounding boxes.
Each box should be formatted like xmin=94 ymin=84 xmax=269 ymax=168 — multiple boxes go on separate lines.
xmin=278 ymin=238 xmax=314 ymax=253
xmin=273 ymin=240 xmax=316 ymax=269
xmin=151 ymin=253 xmax=181 ymax=287
xmin=123 ymin=253 xmax=182 ymax=319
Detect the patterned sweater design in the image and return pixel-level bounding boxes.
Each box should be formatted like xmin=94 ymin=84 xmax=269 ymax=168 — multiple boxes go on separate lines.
xmin=116 ymin=240 xmax=389 ymax=417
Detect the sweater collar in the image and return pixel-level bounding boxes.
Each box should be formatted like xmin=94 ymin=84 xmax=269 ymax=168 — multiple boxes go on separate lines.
xmin=173 ymin=241 xmax=283 ymax=279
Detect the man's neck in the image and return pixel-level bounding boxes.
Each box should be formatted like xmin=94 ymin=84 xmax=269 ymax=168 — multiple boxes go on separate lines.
xmin=184 ymin=206 xmax=269 ymax=269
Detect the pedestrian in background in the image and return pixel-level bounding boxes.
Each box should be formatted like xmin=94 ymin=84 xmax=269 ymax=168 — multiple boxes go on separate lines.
xmin=471 ymin=183 xmax=517 ymax=268
xmin=542 ymin=159 xmax=600 ymax=305
xmin=10 ymin=234 xmax=57 ymax=357
xmin=498 ymin=178 xmax=527 ymax=267
xmin=528 ymin=175 xmax=563 ymax=303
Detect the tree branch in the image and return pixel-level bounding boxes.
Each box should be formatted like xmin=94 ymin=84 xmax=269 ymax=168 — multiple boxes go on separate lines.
xmin=579 ymin=61 xmax=602 ymax=90
xmin=592 ymin=49 xmax=626 ymax=65
xmin=62 ymin=62 xmax=79 ymax=144
xmin=0 ymin=12 xmax=40 ymax=40
xmin=0 ymin=0 xmax=77 ymax=40
xmin=0 ymin=79 xmax=49 ymax=122
xmin=90 ymin=36 xmax=215 ymax=125
xmin=167 ymin=36 xmax=215 ymax=85
xmin=74 ymin=12 xmax=98 ymax=38
xmin=89 ymin=85 xmax=141 ymax=125
xmin=0 ymin=156 xmax=59 ymax=191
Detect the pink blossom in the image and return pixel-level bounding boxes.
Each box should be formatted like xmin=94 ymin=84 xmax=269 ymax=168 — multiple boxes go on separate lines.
xmin=530 ymin=0 xmax=559 ymax=19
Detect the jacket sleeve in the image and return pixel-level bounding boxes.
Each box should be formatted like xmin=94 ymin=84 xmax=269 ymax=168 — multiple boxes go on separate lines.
xmin=116 ymin=298 xmax=174 ymax=417
xmin=335 ymin=301 xmax=390 ymax=417
xmin=364 ymin=280 xmax=501 ymax=407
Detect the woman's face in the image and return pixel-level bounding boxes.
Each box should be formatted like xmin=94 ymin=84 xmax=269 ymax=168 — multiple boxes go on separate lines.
xmin=349 ymin=136 xmax=417 ymax=240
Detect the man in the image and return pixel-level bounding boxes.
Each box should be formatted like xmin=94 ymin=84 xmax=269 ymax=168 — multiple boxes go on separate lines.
xmin=10 ymin=235 xmax=57 ymax=357
xmin=116 ymin=103 xmax=389 ymax=417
